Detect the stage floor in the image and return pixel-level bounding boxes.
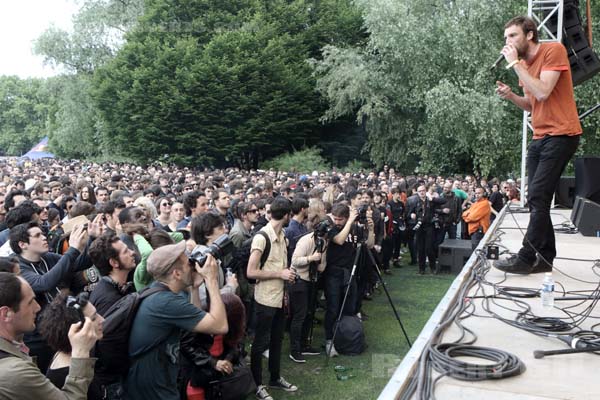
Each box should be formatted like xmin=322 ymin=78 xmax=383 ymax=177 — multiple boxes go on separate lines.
xmin=380 ymin=208 xmax=600 ymax=400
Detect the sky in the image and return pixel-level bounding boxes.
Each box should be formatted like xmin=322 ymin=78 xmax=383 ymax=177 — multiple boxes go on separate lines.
xmin=0 ymin=0 xmax=79 ymax=78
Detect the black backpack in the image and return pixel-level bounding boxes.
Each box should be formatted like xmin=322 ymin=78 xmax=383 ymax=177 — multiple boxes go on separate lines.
xmin=226 ymin=231 xmax=271 ymax=284
xmin=94 ymin=284 xmax=169 ymax=385
xmin=333 ymin=315 xmax=367 ymax=355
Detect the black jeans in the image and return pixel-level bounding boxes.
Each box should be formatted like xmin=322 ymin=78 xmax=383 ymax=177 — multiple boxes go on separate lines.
xmin=471 ymin=229 xmax=484 ymax=250
xmin=518 ymin=135 xmax=580 ymax=264
xmin=324 ymin=266 xmax=357 ymax=340
xmin=415 ymin=225 xmax=436 ymax=272
xmin=381 ymin=236 xmax=393 ymax=270
xmin=250 ymin=303 xmax=284 ymax=386
xmin=406 ymin=229 xmax=417 ymax=264
xmin=288 ymin=280 xmax=312 ymax=353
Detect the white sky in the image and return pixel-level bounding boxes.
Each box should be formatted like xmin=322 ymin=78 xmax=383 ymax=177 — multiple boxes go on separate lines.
xmin=0 ymin=0 xmax=79 ymax=78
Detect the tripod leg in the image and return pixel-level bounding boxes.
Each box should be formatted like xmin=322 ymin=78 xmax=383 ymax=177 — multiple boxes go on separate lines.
xmin=326 ymin=244 xmax=362 ymax=362
xmin=365 ymin=247 xmax=412 ymax=347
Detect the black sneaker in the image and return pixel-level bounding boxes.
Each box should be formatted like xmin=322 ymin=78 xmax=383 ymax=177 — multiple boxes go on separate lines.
xmin=493 ymin=255 xmax=535 ymax=274
xmin=301 ymin=346 xmax=321 ymax=356
xmin=289 ymin=352 xmax=306 ymax=363
xmin=269 ymin=377 xmax=298 ymax=392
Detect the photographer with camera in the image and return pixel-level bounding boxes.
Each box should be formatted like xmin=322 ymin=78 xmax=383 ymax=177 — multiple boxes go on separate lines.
xmin=324 ymin=202 xmax=374 ymax=356
xmin=406 ymin=185 xmax=448 ymax=275
xmin=190 ymin=213 xmax=238 ymax=308
xmin=288 ymin=218 xmax=332 ymax=363
xmin=388 ymin=188 xmax=406 ymax=266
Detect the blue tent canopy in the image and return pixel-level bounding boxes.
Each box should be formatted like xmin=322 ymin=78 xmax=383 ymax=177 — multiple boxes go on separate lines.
xmin=21 ymin=137 xmax=55 ymax=160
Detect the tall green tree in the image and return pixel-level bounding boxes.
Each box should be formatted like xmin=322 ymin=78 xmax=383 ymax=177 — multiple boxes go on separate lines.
xmin=314 ymin=0 xmax=600 ymax=177
xmin=0 ymin=76 xmax=55 ymax=156
xmin=92 ymin=0 xmax=366 ymax=168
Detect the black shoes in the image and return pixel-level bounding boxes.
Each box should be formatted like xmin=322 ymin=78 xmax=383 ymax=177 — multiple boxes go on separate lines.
xmin=494 ymin=255 xmax=553 ymax=275
xmin=289 ymin=352 xmax=306 ymax=363
xmin=301 ymin=346 xmax=321 ymax=356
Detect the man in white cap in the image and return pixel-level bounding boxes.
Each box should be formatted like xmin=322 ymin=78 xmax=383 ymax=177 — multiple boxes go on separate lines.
xmin=125 ymin=241 xmax=228 ymax=400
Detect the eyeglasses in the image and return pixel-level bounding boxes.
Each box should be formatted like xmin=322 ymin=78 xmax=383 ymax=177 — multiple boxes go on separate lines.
xmin=183 ymin=187 xmax=192 ymax=191
xmin=247 ymin=209 xmax=259 ymax=214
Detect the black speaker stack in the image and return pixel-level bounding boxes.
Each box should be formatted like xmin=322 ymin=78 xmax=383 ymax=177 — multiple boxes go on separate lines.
xmin=545 ymin=0 xmax=600 ymax=86
xmin=438 ymin=239 xmax=473 ymax=274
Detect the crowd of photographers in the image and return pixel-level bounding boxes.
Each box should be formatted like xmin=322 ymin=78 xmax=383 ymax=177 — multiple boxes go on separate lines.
xmin=0 ymin=159 xmax=516 ymax=400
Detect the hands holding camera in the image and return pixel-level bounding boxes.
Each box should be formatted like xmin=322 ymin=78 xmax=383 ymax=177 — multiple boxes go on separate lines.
xmin=69 ymin=317 xmax=99 ymax=359
xmin=192 ymin=253 xmax=219 ymax=289
xmin=281 ymin=267 xmax=297 ymax=283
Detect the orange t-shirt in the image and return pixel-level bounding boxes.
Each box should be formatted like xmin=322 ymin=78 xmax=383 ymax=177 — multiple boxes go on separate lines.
xmin=520 ymin=42 xmax=582 ymax=139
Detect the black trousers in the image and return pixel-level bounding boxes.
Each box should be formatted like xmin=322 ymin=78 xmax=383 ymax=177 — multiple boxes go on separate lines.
xmin=324 ymin=266 xmax=356 ymax=340
xmin=518 ymin=135 xmax=579 ymax=264
xmin=406 ymin=229 xmax=417 ymax=264
xmin=251 ymin=303 xmax=284 ymax=386
xmin=288 ymin=280 xmax=312 ymax=353
xmin=415 ymin=225 xmax=436 ymax=272
xmin=381 ymin=236 xmax=393 ymax=270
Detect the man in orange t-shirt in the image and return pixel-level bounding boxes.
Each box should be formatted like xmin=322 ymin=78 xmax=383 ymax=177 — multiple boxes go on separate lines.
xmin=462 ymin=187 xmax=491 ymax=250
xmin=494 ymin=16 xmax=581 ymax=275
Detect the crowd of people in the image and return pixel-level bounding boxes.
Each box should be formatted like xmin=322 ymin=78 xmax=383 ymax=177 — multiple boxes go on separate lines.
xmin=0 ymin=158 xmax=515 ymax=400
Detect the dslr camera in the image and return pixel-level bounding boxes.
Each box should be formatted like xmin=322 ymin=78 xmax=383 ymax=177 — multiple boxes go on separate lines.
xmin=357 ymin=204 xmax=369 ymax=225
xmin=190 ymin=234 xmax=234 ymax=267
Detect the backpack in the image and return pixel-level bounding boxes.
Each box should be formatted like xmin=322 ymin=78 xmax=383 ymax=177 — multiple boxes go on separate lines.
xmin=225 ymin=231 xmax=271 ymax=284
xmin=333 ymin=315 xmax=367 ymax=355
xmin=94 ymin=284 xmax=169 ymax=385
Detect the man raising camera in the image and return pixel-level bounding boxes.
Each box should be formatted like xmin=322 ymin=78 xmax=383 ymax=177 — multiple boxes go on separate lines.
xmin=324 ymin=202 xmax=374 ymax=356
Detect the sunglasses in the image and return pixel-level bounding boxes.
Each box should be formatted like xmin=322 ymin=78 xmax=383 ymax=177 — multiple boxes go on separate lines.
xmin=162 ymin=202 xmax=173 ymax=207
xmin=247 ymin=209 xmax=259 ymax=214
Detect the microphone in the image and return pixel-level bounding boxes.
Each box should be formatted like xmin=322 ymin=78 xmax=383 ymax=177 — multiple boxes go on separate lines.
xmin=556 ymin=335 xmax=593 ymax=350
xmin=489 ymin=54 xmax=504 ymax=70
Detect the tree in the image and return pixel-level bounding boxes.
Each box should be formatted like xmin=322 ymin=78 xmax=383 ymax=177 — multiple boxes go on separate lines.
xmin=314 ymin=0 xmax=600 ymax=177
xmin=92 ymin=0 xmax=366 ymax=168
xmin=0 ymin=76 xmax=55 ymax=156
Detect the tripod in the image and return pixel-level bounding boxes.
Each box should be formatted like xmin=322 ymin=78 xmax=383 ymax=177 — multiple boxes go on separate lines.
xmin=326 ymin=241 xmax=412 ymax=360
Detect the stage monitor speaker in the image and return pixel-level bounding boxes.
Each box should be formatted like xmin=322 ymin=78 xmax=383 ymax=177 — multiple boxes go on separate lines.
xmin=575 ymin=157 xmax=600 ymax=203
xmin=570 ymin=196 xmax=600 ymax=237
xmin=554 ymin=176 xmax=576 ymax=208
xmin=438 ymin=239 xmax=473 ymax=274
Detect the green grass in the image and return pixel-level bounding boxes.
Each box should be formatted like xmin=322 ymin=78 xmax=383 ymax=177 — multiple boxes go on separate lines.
xmin=251 ymin=255 xmax=455 ymax=400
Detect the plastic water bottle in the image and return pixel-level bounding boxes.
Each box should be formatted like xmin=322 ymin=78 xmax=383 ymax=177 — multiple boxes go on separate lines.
xmin=541 ymin=272 xmax=555 ymax=309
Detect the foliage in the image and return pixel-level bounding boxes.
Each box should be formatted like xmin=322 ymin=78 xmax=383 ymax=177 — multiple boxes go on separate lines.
xmin=314 ymin=0 xmax=600 ymax=177
xmin=91 ymin=0 xmax=366 ymax=168
xmin=261 ymin=146 xmax=330 ymax=173
xmin=0 ymin=76 xmax=55 ymax=156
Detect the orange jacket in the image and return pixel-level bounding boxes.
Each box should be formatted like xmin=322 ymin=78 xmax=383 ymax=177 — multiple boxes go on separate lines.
xmin=462 ymin=199 xmax=491 ymax=235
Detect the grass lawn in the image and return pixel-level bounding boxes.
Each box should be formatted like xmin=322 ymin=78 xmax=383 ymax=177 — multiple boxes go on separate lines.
xmin=251 ymin=255 xmax=455 ymax=400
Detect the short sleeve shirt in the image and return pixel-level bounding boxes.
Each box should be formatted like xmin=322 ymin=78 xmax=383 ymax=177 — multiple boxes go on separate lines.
xmin=126 ymin=282 xmax=205 ymax=400
xmin=520 ymin=42 xmax=582 ymax=139
xmin=252 ymin=223 xmax=287 ymax=308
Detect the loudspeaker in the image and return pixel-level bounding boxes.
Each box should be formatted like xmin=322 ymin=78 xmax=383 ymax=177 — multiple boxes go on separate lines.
xmin=554 ymin=176 xmax=576 ymax=208
xmin=575 ymin=157 xmax=600 ymax=203
xmin=570 ymin=196 xmax=600 ymax=236
xmin=438 ymin=239 xmax=473 ymax=274
xmin=544 ymin=1 xmax=600 ymax=86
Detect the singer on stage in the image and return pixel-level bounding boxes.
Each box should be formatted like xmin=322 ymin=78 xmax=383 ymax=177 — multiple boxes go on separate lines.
xmin=494 ymin=16 xmax=582 ymax=275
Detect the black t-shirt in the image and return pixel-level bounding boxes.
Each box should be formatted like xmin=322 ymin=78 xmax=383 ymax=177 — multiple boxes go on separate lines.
xmin=47 ymin=365 xmax=104 ymax=400
xmin=489 ymin=191 xmax=504 ymax=213
xmin=326 ymin=223 xmax=366 ymax=270
xmin=89 ymin=277 xmax=134 ymax=316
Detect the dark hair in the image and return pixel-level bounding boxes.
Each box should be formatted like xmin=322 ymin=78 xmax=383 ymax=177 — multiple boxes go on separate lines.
xmin=38 ymin=292 xmax=90 ymax=354
xmin=0 ymin=272 xmax=22 ymax=311
xmin=182 ymin=191 xmax=205 ymax=217
xmin=269 ymin=196 xmax=292 ymax=220
xmin=149 ymin=229 xmax=175 ymax=249
xmin=4 ymin=190 xmax=29 ymax=212
xmin=9 ymin=221 xmax=40 ymax=255
xmin=291 ymin=197 xmax=309 ymax=216
xmin=222 ymin=293 xmax=246 ymax=347
xmin=99 ymin=200 xmax=117 ymax=216
xmin=0 ymin=256 xmax=19 ymax=274
xmin=70 ymin=201 xmax=95 ymax=218
xmin=505 ymin=16 xmax=539 ymax=43
xmin=346 ymin=189 xmax=359 ymax=202
xmin=331 ymin=203 xmax=350 ymax=219
xmin=89 ymin=233 xmax=121 ymax=276
xmin=5 ymin=200 xmax=42 ymax=229
xmin=191 ymin=213 xmax=224 ymax=245
xmin=79 ymin=184 xmax=97 ymax=205
xmin=212 ymin=188 xmax=228 ymax=202
xmin=47 ymin=208 xmax=60 ymax=226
